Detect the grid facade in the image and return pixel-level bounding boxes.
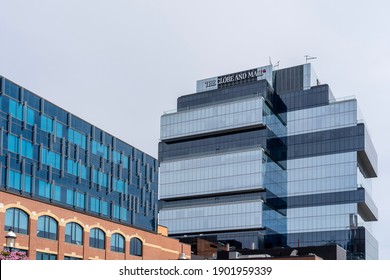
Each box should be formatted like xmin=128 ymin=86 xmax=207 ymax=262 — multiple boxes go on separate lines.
xmin=0 ymin=75 xmax=158 ymax=233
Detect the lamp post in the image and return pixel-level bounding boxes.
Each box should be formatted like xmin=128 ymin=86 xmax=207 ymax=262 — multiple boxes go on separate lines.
xmin=5 ymin=228 xmax=16 ymax=252
xmin=178 ymin=244 xmax=187 ymax=260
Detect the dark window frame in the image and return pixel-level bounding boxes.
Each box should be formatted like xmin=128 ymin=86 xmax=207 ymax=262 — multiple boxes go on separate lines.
xmin=37 ymin=215 xmax=58 ymax=240
xmin=130 ymin=237 xmax=142 ymax=256
xmin=89 ymin=228 xmax=105 ymax=249
xmin=110 ymin=233 xmax=125 ymax=253
xmin=65 ymin=222 xmax=83 ymax=245
xmin=4 ymin=208 xmax=29 ymax=235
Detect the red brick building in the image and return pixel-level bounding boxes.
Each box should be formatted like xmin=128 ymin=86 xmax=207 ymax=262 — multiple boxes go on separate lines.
xmin=1 ymin=192 xmax=191 ymax=260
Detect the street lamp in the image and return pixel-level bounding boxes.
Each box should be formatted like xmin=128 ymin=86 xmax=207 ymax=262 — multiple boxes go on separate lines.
xmin=178 ymin=244 xmax=187 ymax=260
xmin=5 ymin=228 xmax=16 ymax=252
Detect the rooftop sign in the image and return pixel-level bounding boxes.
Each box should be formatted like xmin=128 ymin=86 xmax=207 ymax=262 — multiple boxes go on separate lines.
xmin=196 ymin=65 xmax=273 ymax=93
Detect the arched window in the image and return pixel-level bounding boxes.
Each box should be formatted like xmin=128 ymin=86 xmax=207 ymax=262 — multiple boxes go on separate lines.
xmin=65 ymin=222 xmax=83 ymax=245
xmin=4 ymin=208 xmax=29 ymax=235
xmin=110 ymin=233 xmax=125 ymax=253
xmin=89 ymin=228 xmax=105 ymax=249
xmin=130 ymin=237 xmax=142 ymax=256
xmin=37 ymin=216 xmax=58 ymax=240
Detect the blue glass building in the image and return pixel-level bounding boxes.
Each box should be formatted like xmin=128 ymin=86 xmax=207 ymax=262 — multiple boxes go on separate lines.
xmin=158 ymin=64 xmax=378 ymax=259
xmin=0 ymin=75 xmax=159 ymax=233
xmin=275 ymin=64 xmax=378 ymax=260
xmin=158 ymin=66 xmax=289 ymax=254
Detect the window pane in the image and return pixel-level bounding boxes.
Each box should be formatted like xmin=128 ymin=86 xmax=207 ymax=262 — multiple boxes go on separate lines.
xmin=25 ymin=175 xmax=32 ymax=193
xmin=36 ymin=252 xmax=57 ymax=260
xmin=22 ymin=140 xmax=33 ymax=159
xmin=27 ymin=108 xmax=35 ymax=125
xmin=65 ymin=222 xmax=83 ymax=245
xmin=56 ymin=122 xmax=63 ymax=138
xmin=110 ymin=233 xmax=125 ymax=253
xmin=66 ymin=189 xmax=74 ymax=205
xmin=9 ymin=99 xmax=23 ymax=120
xmin=7 ymin=134 xmax=20 ymax=154
xmin=4 ymin=208 xmax=29 ymax=235
xmin=130 ymin=238 xmax=142 ymax=256
xmin=90 ymin=228 xmax=105 ymax=249
xmin=37 ymin=216 xmax=58 ymax=240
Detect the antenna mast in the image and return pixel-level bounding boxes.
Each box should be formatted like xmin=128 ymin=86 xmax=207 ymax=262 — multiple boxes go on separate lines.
xmin=304 ymin=55 xmax=317 ymax=63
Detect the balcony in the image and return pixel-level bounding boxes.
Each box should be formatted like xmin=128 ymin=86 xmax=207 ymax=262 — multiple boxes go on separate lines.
xmin=357 ymin=123 xmax=378 ymax=178
xmin=357 ymin=185 xmax=378 ymax=222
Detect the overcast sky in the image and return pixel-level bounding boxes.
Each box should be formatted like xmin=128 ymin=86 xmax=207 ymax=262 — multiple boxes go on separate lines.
xmin=1 ymin=0 xmax=389 ymax=259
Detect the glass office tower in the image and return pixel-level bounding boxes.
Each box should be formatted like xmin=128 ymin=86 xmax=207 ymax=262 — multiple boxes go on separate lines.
xmin=159 ymin=66 xmax=288 ymax=255
xmin=275 ymin=64 xmax=378 ymax=259
xmin=0 ymin=75 xmax=159 ymax=232
xmin=158 ymin=64 xmax=378 ymax=259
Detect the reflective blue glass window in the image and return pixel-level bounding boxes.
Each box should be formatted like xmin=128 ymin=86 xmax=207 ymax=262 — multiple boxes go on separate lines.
xmin=4 ymin=208 xmax=29 ymax=235
xmin=68 ymin=129 xmax=74 ymax=142
xmin=68 ymin=128 xmax=86 ymax=149
xmin=9 ymin=171 xmax=31 ymax=193
xmin=93 ymin=170 xmax=109 ymax=187
xmin=9 ymin=99 xmax=23 ymax=120
xmin=7 ymin=134 xmax=19 ymax=153
xmin=101 ymin=173 xmax=108 ymax=187
xmin=76 ymin=192 xmax=85 ymax=209
xmin=38 ymin=180 xmax=52 ymax=199
xmin=130 ymin=238 xmax=142 ymax=256
xmin=89 ymin=228 xmax=105 ymax=249
xmin=90 ymin=197 xmax=100 ymax=213
xmin=42 ymin=148 xmax=61 ymax=169
xmin=113 ymin=205 xmax=120 ymax=219
xmin=121 ymin=207 xmax=127 ymax=221
xmin=54 ymin=185 xmax=61 ymax=202
xmin=112 ymin=205 xmax=126 ymax=220
xmin=27 ymin=107 xmax=35 ymax=125
xmin=67 ymin=160 xmax=87 ymax=179
xmin=65 ymin=190 xmax=85 ymax=209
xmin=24 ymin=174 xmax=32 ymax=193
xmin=102 ymin=201 xmax=109 ymax=216
xmin=22 ymin=139 xmax=33 ymax=159
xmin=56 ymin=122 xmax=63 ymax=138
xmin=66 ymin=189 xmax=74 ymax=205
xmin=113 ymin=151 xmax=121 ymax=164
xmin=123 ymin=156 xmax=129 ymax=169
xmin=9 ymin=170 xmax=21 ymax=191
xmin=36 ymin=252 xmax=56 ymax=260
xmin=110 ymin=233 xmax=125 ymax=253
xmin=67 ymin=160 xmax=78 ymax=176
xmin=92 ymin=169 xmax=98 ymax=184
xmin=81 ymin=165 xmax=87 ymax=180
xmin=37 ymin=216 xmax=58 ymax=240
xmin=113 ymin=178 xmax=125 ymax=193
xmin=65 ymin=222 xmax=83 ymax=245
xmin=41 ymin=115 xmax=53 ymax=133
xmin=91 ymin=140 xmax=108 ymax=159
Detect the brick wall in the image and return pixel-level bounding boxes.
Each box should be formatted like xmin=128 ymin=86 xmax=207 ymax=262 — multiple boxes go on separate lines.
xmin=0 ymin=191 xmax=191 ymax=260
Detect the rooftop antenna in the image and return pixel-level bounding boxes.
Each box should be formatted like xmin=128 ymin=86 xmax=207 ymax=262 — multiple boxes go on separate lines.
xmin=305 ymin=55 xmax=317 ymax=64
xmin=269 ymin=57 xmax=280 ymax=69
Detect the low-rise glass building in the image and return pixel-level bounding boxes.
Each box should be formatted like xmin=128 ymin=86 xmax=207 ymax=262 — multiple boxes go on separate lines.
xmin=0 ymin=75 xmax=190 ymax=260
